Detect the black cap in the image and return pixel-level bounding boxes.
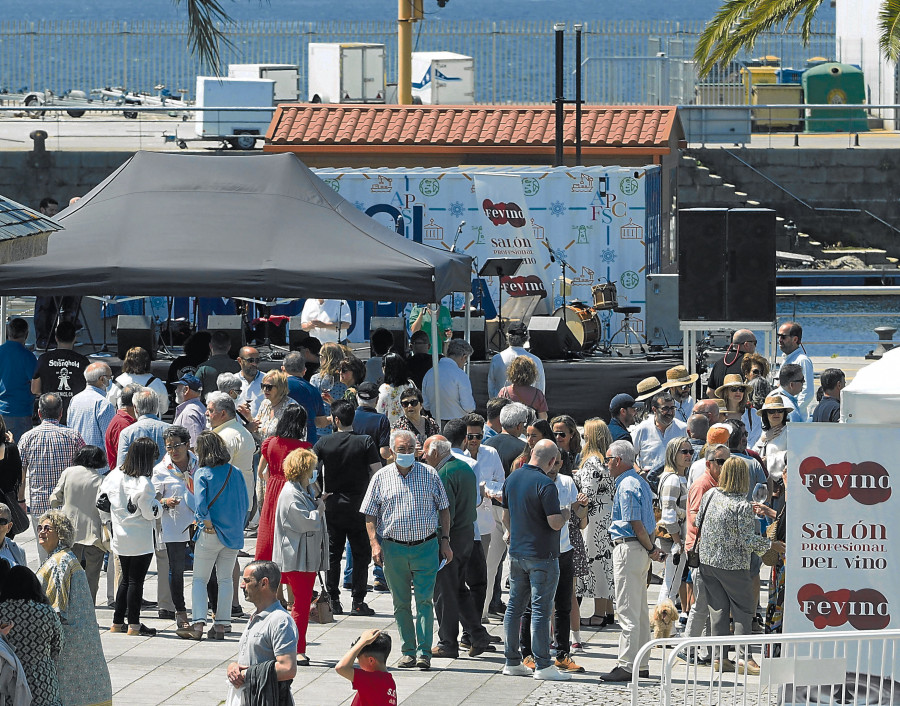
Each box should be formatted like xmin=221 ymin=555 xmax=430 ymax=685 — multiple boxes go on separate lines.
xmin=357 ymin=382 xmax=379 ymax=401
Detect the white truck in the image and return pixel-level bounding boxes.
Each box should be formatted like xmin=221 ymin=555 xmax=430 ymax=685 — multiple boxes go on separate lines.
xmin=227 ymin=64 xmax=300 ymax=102
xmin=307 ymin=43 xmax=385 ymax=103
xmin=411 ymin=51 xmax=475 ymax=105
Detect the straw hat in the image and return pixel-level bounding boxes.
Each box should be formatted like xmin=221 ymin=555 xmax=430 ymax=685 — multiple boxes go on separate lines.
xmin=760 ymin=394 xmax=795 ymax=412
xmin=635 ymin=376 xmax=663 ymax=402
xmin=662 ymin=364 xmax=699 ymax=389
xmin=714 ymin=374 xmax=749 ymax=400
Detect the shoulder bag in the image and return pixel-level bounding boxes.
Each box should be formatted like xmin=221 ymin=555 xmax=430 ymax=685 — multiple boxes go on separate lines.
xmin=686 ymin=488 xmax=718 ymax=569
xmin=309 ymin=572 xmax=335 ymax=624
xmin=3 ymin=490 xmax=29 ymax=536
xmin=189 ymin=464 xmax=234 ymax=543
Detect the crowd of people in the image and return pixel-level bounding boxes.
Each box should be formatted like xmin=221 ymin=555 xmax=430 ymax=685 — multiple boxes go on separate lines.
xmin=0 ymin=310 xmax=845 ymax=703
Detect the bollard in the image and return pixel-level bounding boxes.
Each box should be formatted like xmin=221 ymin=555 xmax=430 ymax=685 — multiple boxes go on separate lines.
xmin=29 ymin=130 xmax=48 ymax=153
xmin=866 ymin=325 xmax=897 ymax=360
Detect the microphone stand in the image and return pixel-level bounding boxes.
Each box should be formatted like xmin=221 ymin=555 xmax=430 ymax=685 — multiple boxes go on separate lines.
xmin=542 ymin=239 xmax=571 ymax=310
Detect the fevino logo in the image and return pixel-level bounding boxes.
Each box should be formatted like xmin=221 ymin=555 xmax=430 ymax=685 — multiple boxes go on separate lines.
xmin=798 ymin=457 xmax=891 ymax=505
xmin=798 ymin=584 xmax=890 ymax=630
xmin=482 ymin=199 xmax=526 ymax=228
xmin=502 ymin=275 xmax=547 ymax=298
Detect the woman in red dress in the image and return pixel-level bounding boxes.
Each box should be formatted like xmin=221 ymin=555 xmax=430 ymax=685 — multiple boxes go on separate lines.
xmin=254 ymin=406 xmax=311 ymax=561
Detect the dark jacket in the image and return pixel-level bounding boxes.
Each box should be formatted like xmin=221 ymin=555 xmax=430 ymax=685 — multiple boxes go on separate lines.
xmin=242 ymin=661 xmax=293 ymax=706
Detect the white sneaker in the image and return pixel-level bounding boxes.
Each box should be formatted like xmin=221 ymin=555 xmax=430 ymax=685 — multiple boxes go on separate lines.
xmin=533 ymin=666 xmax=572 ymax=681
xmin=503 ymin=663 xmax=533 ymax=677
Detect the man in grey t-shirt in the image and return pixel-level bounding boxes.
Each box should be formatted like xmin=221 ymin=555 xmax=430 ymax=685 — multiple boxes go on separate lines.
xmin=226 ymin=561 xmax=298 ymax=704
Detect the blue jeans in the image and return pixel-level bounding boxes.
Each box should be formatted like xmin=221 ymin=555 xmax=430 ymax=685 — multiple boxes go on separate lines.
xmin=344 ymin=538 xmax=385 ymax=585
xmin=504 ymin=555 xmax=560 ymax=670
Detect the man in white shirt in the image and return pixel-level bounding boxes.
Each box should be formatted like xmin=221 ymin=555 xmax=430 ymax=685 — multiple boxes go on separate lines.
xmin=422 ymin=338 xmax=476 ymax=424
xmin=234 ymin=347 xmax=265 ymax=418
xmin=631 ymin=391 xmax=687 ymax=475
xmin=486 ymin=322 xmax=545 ymax=398
xmin=300 ymin=298 xmax=351 ymax=345
xmin=777 ymin=321 xmax=814 ymax=414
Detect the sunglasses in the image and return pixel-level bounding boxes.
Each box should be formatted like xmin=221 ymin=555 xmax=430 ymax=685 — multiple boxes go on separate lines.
xmin=261 ymin=383 xmax=275 ymax=391
xmin=466 ymin=433 xmax=483 ymax=440
xmin=400 ymin=400 xmax=420 ymax=408
xmin=605 ymin=455 xmax=619 ymax=462
xmin=679 ymin=449 xmax=693 ymax=455
xmin=657 ymin=405 xmax=676 ymax=412
xmin=712 ymin=458 xmax=727 ymax=466
xmin=777 ymin=334 xmax=790 ymax=340
xmin=554 ymin=431 xmax=569 ymax=438
xmin=241 ymin=357 xmax=261 ymax=363
xmin=165 ymin=442 xmax=188 ymax=451
xmin=37 ymin=524 xmax=55 ymax=532
xmin=0 ymin=518 xmax=9 ymax=525
xmin=751 ymin=369 xmax=762 ymax=375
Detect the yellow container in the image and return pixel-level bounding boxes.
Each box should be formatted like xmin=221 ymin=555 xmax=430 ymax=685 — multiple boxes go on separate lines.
xmin=742 ymin=66 xmax=778 ymax=103
xmin=751 ymin=84 xmax=803 ymax=129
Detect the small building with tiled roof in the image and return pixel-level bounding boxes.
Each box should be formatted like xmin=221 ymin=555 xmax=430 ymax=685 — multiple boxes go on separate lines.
xmin=265 ymin=104 xmax=682 ymax=169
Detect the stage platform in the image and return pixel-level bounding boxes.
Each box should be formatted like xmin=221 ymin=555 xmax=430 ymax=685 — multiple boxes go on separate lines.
xmin=79 ymin=345 xmax=680 ymax=425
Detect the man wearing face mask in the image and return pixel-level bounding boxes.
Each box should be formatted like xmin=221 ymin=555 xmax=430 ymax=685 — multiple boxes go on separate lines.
xmin=66 ymin=362 xmax=116 ymax=449
xmin=172 ymin=374 xmax=206 ymax=449
xmin=361 ymin=429 xmax=452 ymax=671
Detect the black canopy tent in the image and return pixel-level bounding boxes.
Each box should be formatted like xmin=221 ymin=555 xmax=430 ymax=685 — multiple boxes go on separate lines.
xmin=0 ymin=151 xmax=472 ymax=302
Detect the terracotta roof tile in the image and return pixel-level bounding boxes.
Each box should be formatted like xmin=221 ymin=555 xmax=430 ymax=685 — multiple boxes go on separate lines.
xmin=267 ymin=104 xmax=678 ymax=150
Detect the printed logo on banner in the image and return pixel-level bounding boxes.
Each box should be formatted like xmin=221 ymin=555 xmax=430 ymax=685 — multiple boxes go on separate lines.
xmin=371 ymin=176 xmax=392 ymax=193
xmin=482 ymin=199 xmax=527 ymax=228
xmin=419 ymin=178 xmax=440 ymax=197
xmin=620 ymin=270 xmax=640 ymax=289
xmin=323 ymin=178 xmax=340 ymax=192
xmin=503 ymin=275 xmax=547 ymax=298
xmin=572 ymin=174 xmax=594 ymax=192
xmin=531 ymin=219 xmax=545 ymax=240
xmin=522 ymin=177 xmax=540 ymax=196
xmin=620 ymin=176 xmax=639 ymax=196
xmin=621 ymin=219 xmax=643 ymax=239
xmin=798 ymin=584 xmax=890 ymax=630
xmin=423 ymin=218 xmax=443 ymax=241
xmin=799 ymin=457 xmax=892 ymax=505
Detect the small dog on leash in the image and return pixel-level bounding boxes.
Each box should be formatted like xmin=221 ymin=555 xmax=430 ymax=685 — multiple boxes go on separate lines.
xmin=650 ymin=599 xmax=679 ymax=639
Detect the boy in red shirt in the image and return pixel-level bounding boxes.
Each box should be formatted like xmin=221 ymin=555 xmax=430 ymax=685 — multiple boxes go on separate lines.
xmin=335 ymin=628 xmax=397 ymax=706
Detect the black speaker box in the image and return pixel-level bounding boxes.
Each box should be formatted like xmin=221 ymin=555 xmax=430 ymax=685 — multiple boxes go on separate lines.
xmin=116 ymin=315 xmax=155 ymax=360
xmin=207 ymin=315 xmax=245 ymax=359
xmin=370 ymin=317 xmax=408 ymax=357
xmin=678 ymin=208 xmax=728 ymax=321
xmin=451 ymin=317 xmax=487 ymax=361
xmin=527 ymin=316 xmax=580 ymax=360
xmin=725 ymin=209 xmax=776 ymax=321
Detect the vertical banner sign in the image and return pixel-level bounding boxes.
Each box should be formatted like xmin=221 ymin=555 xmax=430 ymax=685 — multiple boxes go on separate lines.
xmin=784 ymin=424 xmax=898 ymax=690
xmin=314 ymin=166 xmax=660 ymax=341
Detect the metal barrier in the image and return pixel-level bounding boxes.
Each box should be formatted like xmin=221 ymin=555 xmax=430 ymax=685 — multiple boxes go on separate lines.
xmin=631 ymin=630 xmax=900 ymax=706
xmin=0 ymin=19 xmax=835 ymax=106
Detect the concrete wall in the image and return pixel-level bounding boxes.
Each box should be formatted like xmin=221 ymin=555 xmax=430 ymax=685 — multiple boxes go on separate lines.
xmin=680 ymin=147 xmax=900 ymax=255
xmin=0 ymin=150 xmax=130 ymax=209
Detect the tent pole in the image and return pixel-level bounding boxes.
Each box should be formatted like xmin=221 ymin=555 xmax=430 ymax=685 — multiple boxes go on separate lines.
xmin=430 ymin=302 xmax=441 ymax=430
xmin=0 ymin=297 xmax=6 ymax=344
xmin=464 ymin=292 xmax=472 ymax=374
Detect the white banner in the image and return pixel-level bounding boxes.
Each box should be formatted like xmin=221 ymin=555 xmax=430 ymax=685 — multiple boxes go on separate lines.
xmin=784 ymin=424 xmax=898 ymax=689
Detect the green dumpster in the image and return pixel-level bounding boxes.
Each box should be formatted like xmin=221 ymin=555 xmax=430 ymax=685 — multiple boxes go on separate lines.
xmin=803 ymin=62 xmax=868 ymax=132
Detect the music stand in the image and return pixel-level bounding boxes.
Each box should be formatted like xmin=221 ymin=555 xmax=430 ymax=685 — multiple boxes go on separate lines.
xmin=478 ymin=257 xmax=524 ymax=342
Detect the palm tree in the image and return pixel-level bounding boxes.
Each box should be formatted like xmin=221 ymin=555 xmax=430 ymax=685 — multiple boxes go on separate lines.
xmin=694 ymin=0 xmax=900 ymax=77
xmin=175 ymin=0 xmax=237 ymax=71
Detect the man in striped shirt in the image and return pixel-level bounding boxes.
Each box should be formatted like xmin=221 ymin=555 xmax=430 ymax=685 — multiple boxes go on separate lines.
xmin=361 ymin=429 xmax=452 ymax=671
xmin=19 ymin=393 xmax=85 ymax=561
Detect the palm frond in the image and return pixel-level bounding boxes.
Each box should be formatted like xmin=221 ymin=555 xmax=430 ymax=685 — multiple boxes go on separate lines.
xmin=879 ymin=0 xmax=900 ymax=62
xmin=173 ymin=0 xmax=236 ymax=73
xmin=694 ymin=0 xmax=824 ymax=77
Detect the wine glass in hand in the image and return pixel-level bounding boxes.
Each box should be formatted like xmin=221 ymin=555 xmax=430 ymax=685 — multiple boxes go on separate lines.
xmin=752 ymin=482 xmax=768 ymax=504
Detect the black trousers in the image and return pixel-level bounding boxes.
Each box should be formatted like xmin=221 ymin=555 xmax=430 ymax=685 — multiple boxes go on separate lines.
xmin=326 ymin=507 xmax=371 ymax=604
xmin=520 ymin=549 xmax=574 ymax=658
xmin=165 ymin=541 xmax=187 ymax=613
xmin=435 ymin=530 xmax=490 ymax=650
xmin=114 ymin=553 xmax=153 ymax=625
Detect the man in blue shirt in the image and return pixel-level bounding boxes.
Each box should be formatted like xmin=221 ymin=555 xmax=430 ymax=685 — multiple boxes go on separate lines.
xmin=281 ymin=352 xmax=328 ymax=445
xmin=777 ymin=364 xmax=807 ymax=423
xmin=0 ymin=318 xmax=37 ymax=442
xmin=353 ymin=383 xmax=391 ymax=461
xmin=601 ymin=439 xmax=663 ymax=683
xmin=501 ymin=439 xmax=570 ymax=682
xmin=608 ymin=393 xmax=636 ymax=443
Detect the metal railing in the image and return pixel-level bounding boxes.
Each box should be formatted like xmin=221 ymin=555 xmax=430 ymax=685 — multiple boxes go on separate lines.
xmin=0 ymin=19 xmax=835 ymax=105
xmin=631 ymin=630 xmax=900 ymax=706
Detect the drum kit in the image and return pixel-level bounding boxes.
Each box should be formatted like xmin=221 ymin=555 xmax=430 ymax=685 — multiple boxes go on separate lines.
xmin=552 ymin=282 xmax=618 ymax=353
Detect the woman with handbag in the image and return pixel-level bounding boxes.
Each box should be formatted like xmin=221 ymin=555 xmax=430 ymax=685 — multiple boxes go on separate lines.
xmin=177 ymin=431 xmax=248 ymax=641
xmin=655 ymin=436 xmax=691 ymax=606
xmin=696 ymin=457 xmax=785 ymax=675
xmin=98 ymin=436 xmax=161 ymax=636
xmin=272 ymin=447 xmax=329 ymax=667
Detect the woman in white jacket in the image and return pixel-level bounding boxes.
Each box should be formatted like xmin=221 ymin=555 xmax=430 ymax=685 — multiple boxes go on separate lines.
xmin=273 ymin=448 xmax=328 ymax=667
xmin=100 ymin=436 xmax=161 ymax=636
